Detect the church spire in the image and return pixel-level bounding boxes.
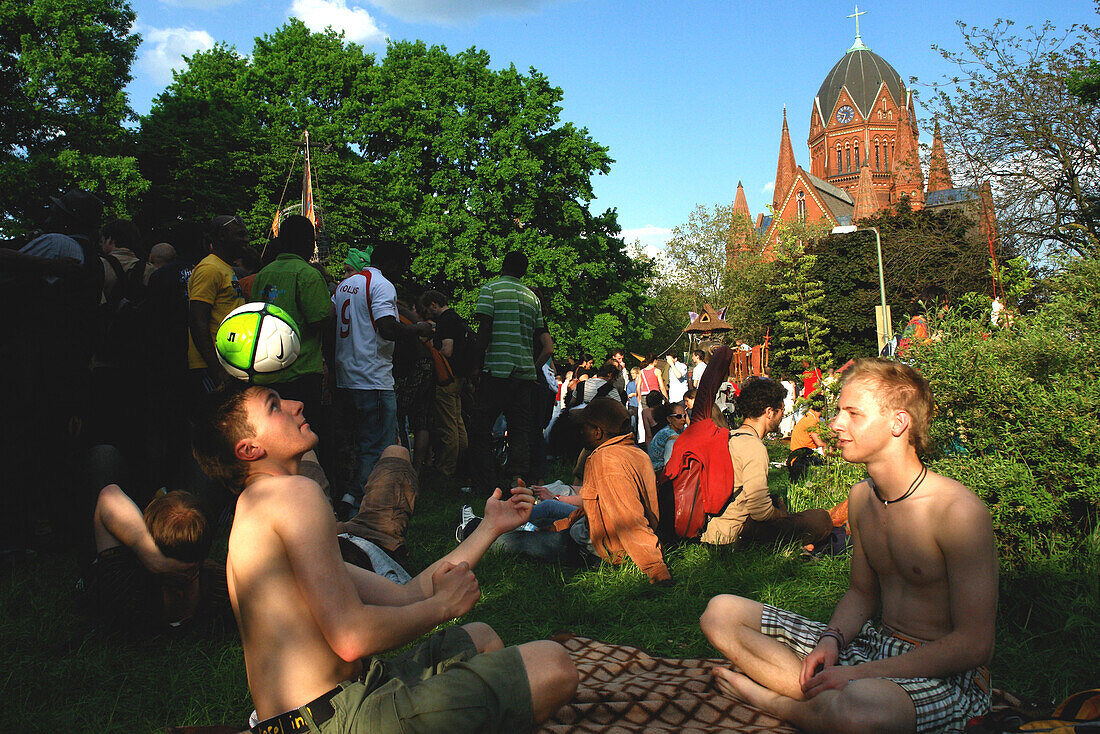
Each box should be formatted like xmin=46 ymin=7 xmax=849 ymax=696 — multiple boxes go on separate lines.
xmin=727 ymin=181 xmax=754 ymax=265
xmin=891 ymin=103 xmax=925 ymax=207
xmin=852 ymin=160 xmax=877 ymax=222
xmin=773 ymin=107 xmax=796 ymax=211
xmin=733 ymin=181 xmax=751 ymax=220
xmin=927 ymin=118 xmax=953 ymax=193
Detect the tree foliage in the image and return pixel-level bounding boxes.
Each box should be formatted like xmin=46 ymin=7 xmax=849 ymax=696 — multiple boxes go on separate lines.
xmin=769 ymin=219 xmax=832 ymax=372
xmin=928 ymin=16 xmax=1100 ymax=259
xmin=136 ymin=22 xmax=649 ymax=353
xmin=818 ymin=198 xmax=996 ymax=362
xmin=0 ymin=0 xmax=142 ymax=232
xmin=1068 ymin=58 xmax=1100 ymax=102
xmin=637 ymin=202 xmax=775 ymax=357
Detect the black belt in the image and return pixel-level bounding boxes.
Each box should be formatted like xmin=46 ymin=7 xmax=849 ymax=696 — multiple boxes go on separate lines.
xmin=251 ymin=685 xmax=342 ymax=734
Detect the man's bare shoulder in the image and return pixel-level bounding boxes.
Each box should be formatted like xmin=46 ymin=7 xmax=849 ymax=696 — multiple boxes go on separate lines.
xmin=237 ymin=474 xmax=327 ymax=518
xmin=926 ymin=471 xmax=994 ymax=540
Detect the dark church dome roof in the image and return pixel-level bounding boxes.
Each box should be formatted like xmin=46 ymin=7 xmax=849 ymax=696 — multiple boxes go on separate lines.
xmin=817 ymin=47 xmax=903 ymax=120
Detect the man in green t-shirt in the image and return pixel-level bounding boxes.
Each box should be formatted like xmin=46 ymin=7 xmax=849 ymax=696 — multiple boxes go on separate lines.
xmin=252 ymin=215 xmax=333 ymax=424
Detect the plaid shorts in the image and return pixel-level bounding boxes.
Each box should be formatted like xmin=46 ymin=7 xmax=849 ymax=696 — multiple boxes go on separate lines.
xmin=761 ymin=605 xmax=991 ymax=733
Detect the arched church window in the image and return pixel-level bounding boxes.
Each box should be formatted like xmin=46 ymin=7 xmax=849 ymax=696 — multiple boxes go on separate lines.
xmin=836 ymin=144 xmax=842 ymax=174
xmin=846 ymin=145 xmax=851 ymax=173
xmin=797 ymin=190 xmax=805 ymax=222
xmin=875 ymin=141 xmax=880 ymax=170
xmin=854 ymin=145 xmax=860 ymax=169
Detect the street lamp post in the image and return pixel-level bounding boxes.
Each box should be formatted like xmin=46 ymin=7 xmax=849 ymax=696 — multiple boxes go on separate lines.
xmin=831 ymin=224 xmax=892 ymax=348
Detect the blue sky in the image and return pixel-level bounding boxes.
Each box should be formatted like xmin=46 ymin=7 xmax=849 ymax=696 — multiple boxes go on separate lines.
xmin=127 ymin=0 xmax=1096 ymax=253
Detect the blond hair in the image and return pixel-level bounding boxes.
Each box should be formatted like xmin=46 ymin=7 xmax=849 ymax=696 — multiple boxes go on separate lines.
xmin=842 ymin=358 xmax=934 ymax=454
xmin=143 ymin=491 xmax=210 ymax=563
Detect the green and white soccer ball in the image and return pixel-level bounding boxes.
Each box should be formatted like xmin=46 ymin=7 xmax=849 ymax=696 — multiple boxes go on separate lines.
xmin=216 ymin=302 xmax=301 ymax=383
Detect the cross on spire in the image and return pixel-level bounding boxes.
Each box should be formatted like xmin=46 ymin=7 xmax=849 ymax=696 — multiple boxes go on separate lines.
xmin=847 ymin=5 xmax=870 ymax=52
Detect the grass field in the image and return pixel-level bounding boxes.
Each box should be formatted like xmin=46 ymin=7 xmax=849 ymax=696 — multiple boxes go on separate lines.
xmin=2 ymin=441 xmax=1097 ymax=732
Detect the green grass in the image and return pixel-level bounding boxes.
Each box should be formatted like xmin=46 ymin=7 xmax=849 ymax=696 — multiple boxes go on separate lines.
xmin=2 ymin=441 xmax=1097 ymax=732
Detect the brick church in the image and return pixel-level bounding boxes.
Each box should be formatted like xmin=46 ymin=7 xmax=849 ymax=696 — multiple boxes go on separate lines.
xmin=731 ymin=15 xmax=996 ymax=255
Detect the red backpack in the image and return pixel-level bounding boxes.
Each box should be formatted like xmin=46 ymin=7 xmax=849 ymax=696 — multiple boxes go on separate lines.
xmin=662 ymin=418 xmax=736 ymax=538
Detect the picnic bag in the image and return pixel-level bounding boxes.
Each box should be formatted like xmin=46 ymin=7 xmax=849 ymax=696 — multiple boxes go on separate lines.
xmin=966 ymin=689 xmax=1100 ymax=733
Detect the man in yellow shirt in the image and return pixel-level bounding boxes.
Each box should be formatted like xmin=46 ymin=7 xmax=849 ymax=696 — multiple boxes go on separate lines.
xmin=187 ymin=215 xmax=248 ymax=391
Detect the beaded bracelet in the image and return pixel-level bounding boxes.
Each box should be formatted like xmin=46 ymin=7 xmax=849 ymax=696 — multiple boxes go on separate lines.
xmin=818 ymin=626 xmax=846 ymax=649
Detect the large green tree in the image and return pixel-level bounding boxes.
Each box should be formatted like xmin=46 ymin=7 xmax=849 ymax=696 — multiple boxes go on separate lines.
xmin=354 ymin=40 xmax=650 ymax=355
xmin=138 ymin=24 xmax=650 ymax=352
xmin=0 ymin=0 xmax=144 ymax=233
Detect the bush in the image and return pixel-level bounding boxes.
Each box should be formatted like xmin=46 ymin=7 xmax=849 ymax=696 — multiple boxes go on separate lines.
xmin=906 ymin=256 xmax=1100 ymax=558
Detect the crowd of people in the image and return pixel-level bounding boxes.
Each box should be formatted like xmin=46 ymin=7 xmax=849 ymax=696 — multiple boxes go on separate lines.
xmin=0 ymin=189 xmax=998 ymax=734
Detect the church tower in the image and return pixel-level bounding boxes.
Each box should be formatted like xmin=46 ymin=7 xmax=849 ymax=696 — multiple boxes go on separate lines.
xmin=807 ymin=9 xmax=915 ymax=212
xmin=754 ymin=8 xmax=992 ymax=251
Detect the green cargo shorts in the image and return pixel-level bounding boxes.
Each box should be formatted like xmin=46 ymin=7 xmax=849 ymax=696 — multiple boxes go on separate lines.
xmin=318 ymin=626 xmax=534 ymax=734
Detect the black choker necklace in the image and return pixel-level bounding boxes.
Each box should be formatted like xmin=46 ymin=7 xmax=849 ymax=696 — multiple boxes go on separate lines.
xmin=872 ymin=464 xmax=927 ymax=505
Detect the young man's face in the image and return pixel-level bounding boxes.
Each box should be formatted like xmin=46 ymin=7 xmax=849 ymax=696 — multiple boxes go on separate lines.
xmin=764 ymin=405 xmax=784 ymax=434
xmin=243 ymin=387 xmax=318 ymax=462
xmin=830 ymin=379 xmax=895 ymax=464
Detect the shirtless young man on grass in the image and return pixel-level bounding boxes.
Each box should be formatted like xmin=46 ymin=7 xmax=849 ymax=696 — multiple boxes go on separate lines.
xmin=193 ymin=385 xmax=577 ymax=734
xmin=700 ymin=358 xmax=997 ymax=734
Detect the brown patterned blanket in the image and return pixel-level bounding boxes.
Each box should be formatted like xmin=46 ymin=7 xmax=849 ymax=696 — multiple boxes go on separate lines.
xmin=537 ymin=632 xmax=799 ymax=733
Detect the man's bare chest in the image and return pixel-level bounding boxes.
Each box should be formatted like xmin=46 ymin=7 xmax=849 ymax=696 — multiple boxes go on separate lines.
xmin=860 ymin=503 xmax=947 ymax=587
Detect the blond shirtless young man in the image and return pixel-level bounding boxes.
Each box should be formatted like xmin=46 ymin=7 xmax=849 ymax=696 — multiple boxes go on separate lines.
xmin=700 ymin=358 xmax=997 ymax=734
xmin=193 ymin=385 xmax=577 ymax=734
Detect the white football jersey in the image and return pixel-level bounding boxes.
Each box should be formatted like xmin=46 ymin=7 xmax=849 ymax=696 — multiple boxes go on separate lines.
xmin=333 ymin=268 xmax=399 ymax=390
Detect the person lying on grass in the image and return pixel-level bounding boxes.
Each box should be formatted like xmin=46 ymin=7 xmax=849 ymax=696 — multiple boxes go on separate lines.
xmin=89 ymin=445 xmax=226 ymax=634
xmin=700 ymin=358 xmax=997 ymax=734
xmin=192 ymin=383 xmax=577 ymax=734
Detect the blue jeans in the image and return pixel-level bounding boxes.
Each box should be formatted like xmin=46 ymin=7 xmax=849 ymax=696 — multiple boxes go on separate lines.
xmin=530 ymin=499 xmax=577 ymax=526
xmin=348 ymin=389 xmax=397 ymax=500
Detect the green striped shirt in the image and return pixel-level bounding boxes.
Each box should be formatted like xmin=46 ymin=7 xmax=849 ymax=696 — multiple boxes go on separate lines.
xmin=474 ymin=275 xmax=544 ymax=380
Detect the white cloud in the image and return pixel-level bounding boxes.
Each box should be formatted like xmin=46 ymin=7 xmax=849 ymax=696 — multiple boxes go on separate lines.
xmin=289 ymin=0 xmax=388 ymax=45
xmin=158 ymin=0 xmax=243 ymax=8
xmin=136 ymin=26 xmax=215 ymax=84
xmin=761 ymin=181 xmax=775 ymax=196
xmin=366 ymin=0 xmax=565 ymax=23
xmin=621 ymin=225 xmax=672 ymax=257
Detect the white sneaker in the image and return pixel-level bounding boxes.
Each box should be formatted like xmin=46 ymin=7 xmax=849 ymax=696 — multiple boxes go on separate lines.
xmin=456 ymin=505 xmax=478 ymax=541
